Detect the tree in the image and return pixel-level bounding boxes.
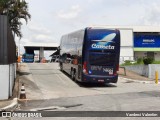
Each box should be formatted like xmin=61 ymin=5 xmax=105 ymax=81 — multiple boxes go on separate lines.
xmin=0 ymin=0 xmax=31 ymax=38
xmin=0 ymin=0 xmax=10 ymax=14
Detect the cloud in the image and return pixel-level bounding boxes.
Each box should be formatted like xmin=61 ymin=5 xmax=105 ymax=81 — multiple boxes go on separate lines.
xmin=15 ymin=38 xmax=29 ymax=54
xmin=18 ymin=19 xmax=57 ymax=48
xmin=18 ymin=0 xmax=160 ymax=56
xmin=87 ymin=0 xmax=103 ymax=4
xmin=35 ymin=34 xmax=52 ymax=41
xmin=28 ymin=23 xmax=52 ymax=34
xmin=57 ymin=5 xmax=82 ymax=19
xmin=18 ymin=34 xmax=56 ymax=47
xmin=33 ymin=34 xmax=56 ymax=43
xmin=139 ymin=3 xmax=160 ymax=25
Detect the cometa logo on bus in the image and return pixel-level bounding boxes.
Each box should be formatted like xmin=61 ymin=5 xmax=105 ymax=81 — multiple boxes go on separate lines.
xmin=91 ymin=44 xmax=115 ymax=49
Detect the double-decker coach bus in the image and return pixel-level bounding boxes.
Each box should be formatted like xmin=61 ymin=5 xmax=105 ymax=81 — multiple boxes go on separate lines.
xmin=59 ymin=27 xmax=120 ymax=83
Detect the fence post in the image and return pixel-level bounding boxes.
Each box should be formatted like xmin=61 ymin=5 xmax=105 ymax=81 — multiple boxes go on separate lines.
xmin=155 ymin=71 xmax=158 ymax=84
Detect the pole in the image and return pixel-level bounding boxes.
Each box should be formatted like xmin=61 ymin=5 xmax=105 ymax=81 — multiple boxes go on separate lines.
xmin=19 ymin=38 xmax=21 ymax=69
xmin=155 ymin=71 xmax=158 ymax=84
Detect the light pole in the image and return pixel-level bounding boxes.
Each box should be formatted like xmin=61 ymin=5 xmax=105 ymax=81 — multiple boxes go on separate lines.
xmin=19 ymin=38 xmax=21 ymax=69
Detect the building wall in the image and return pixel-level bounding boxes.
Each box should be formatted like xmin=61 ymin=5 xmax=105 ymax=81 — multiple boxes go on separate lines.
xmin=125 ymin=65 xmax=149 ymax=77
xmin=134 ymin=52 xmax=145 ymax=59
xmin=125 ymin=64 xmax=160 ymax=79
xmin=0 ymin=15 xmax=16 ymax=100
xmin=120 ymin=47 xmax=134 ymax=62
xmin=120 ymin=29 xmax=134 ymax=63
xmin=135 ymin=52 xmax=160 ymax=61
xmin=155 ymin=52 xmax=160 ymax=61
xmin=149 ymin=64 xmax=160 ymax=79
xmin=0 ymin=65 xmax=9 ymax=99
xmin=0 ymin=64 xmax=16 ymax=100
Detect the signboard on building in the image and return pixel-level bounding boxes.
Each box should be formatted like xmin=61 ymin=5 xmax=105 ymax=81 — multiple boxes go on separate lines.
xmin=134 ymin=33 xmax=160 ymax=48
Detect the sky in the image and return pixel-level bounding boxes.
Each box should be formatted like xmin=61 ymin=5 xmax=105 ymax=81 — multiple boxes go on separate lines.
xmin=15 ymin=0 xmax=160 ymax=59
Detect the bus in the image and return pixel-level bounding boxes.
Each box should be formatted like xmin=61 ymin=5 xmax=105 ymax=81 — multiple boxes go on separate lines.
xmin=59 ymin=27 xmax=120 ymax=83
xmin=22 ymin=53 xmax=34 ymax=63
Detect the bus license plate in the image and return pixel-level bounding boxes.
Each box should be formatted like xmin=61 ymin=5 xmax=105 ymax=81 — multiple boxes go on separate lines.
xmin=98 ymin=80 xmax=104 ymax=82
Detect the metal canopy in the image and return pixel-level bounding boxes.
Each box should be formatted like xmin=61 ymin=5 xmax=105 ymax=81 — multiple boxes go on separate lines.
xmin=24 ymin=43 xmax=59 ymax=51
xmin=24 ymin=46 xmax=57 ymax=51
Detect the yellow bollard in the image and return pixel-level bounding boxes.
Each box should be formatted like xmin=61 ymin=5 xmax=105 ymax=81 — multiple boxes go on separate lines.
xmin=155 ymin=71 xmax=158 ymax=84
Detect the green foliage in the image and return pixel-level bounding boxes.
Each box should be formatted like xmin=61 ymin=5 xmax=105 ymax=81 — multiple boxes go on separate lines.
xmin=120 ymin=58 xmax=160 ymax=66
xmin=124 ymin=60 xmax=131 ymax=64
xmin=121 ymin=60 xmax=133 ymax=66
xmin=152 ymin=61 xmax=160 ymax=64
xmin=137 ymin=58 xmax=143 ymax=64
xmin=143 ymin=57 xmax=154 ymax=65
xmin=0 ymin=0 xmax=10 ymax=12
xmin=0 ymin=0 xmax=31 ymax=38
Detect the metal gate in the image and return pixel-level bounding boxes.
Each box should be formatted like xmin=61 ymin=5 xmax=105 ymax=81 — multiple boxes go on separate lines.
xmin=0 ymin=15 xmax=16 ymax=65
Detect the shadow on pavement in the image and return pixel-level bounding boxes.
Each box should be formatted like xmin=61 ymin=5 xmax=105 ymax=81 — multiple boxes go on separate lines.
xmin=17 ymin=71 xmax=31 ymax=76
xmin=60 ymin=70 xmax=117 ymax=88
xmin=78 ymin=82 xmax=117 ymax=88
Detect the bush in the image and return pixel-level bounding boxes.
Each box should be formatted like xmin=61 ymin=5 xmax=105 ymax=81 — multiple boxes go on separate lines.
xmin=120 ymin=60 xmax=133 ymax=66
xmin=137 ymin=58 xmax=143 ymax=64
xmin=153 ymin=61 xmax=160 ymax=64
xmin=125 ymin=60 xmax=131 ymax=64
xmin=143 ymin=57 xmax=154 ymax=65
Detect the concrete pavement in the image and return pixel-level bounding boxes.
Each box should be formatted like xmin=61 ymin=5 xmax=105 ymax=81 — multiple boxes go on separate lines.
xmin=19 ymin=63 xmax=106 ymax=100
xmin=20 ymin=63 xmax=160 ymax=100
xmin=2 ymin=63 xmax=159 ymax=119
xmin=0 ymin=98 xmax=18 ymax=111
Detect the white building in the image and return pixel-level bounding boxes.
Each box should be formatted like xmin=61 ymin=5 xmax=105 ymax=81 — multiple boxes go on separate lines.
xmin=92 ymin=26 xmax=160 ymax=63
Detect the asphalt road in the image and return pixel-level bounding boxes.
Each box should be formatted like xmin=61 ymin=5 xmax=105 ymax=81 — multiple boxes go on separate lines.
xmin=12 ymin=63 xmax=160 ymax=119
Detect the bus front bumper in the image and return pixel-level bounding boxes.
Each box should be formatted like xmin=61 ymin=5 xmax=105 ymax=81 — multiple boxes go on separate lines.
xmin=81 ymin=74 xmax=118 ymax=83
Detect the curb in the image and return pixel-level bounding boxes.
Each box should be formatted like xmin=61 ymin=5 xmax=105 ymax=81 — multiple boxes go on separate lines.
xmin=30 ymin=106 xmax=66 ymax=111
xmin=0 ymin=98 xmax=18 ymax=111
xmin=119 ymin=77 xmax=155 ymax=84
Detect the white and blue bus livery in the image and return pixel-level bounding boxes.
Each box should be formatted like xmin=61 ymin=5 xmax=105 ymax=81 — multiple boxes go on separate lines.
xmin=59 ymin=27 xmax=120 ymax=83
